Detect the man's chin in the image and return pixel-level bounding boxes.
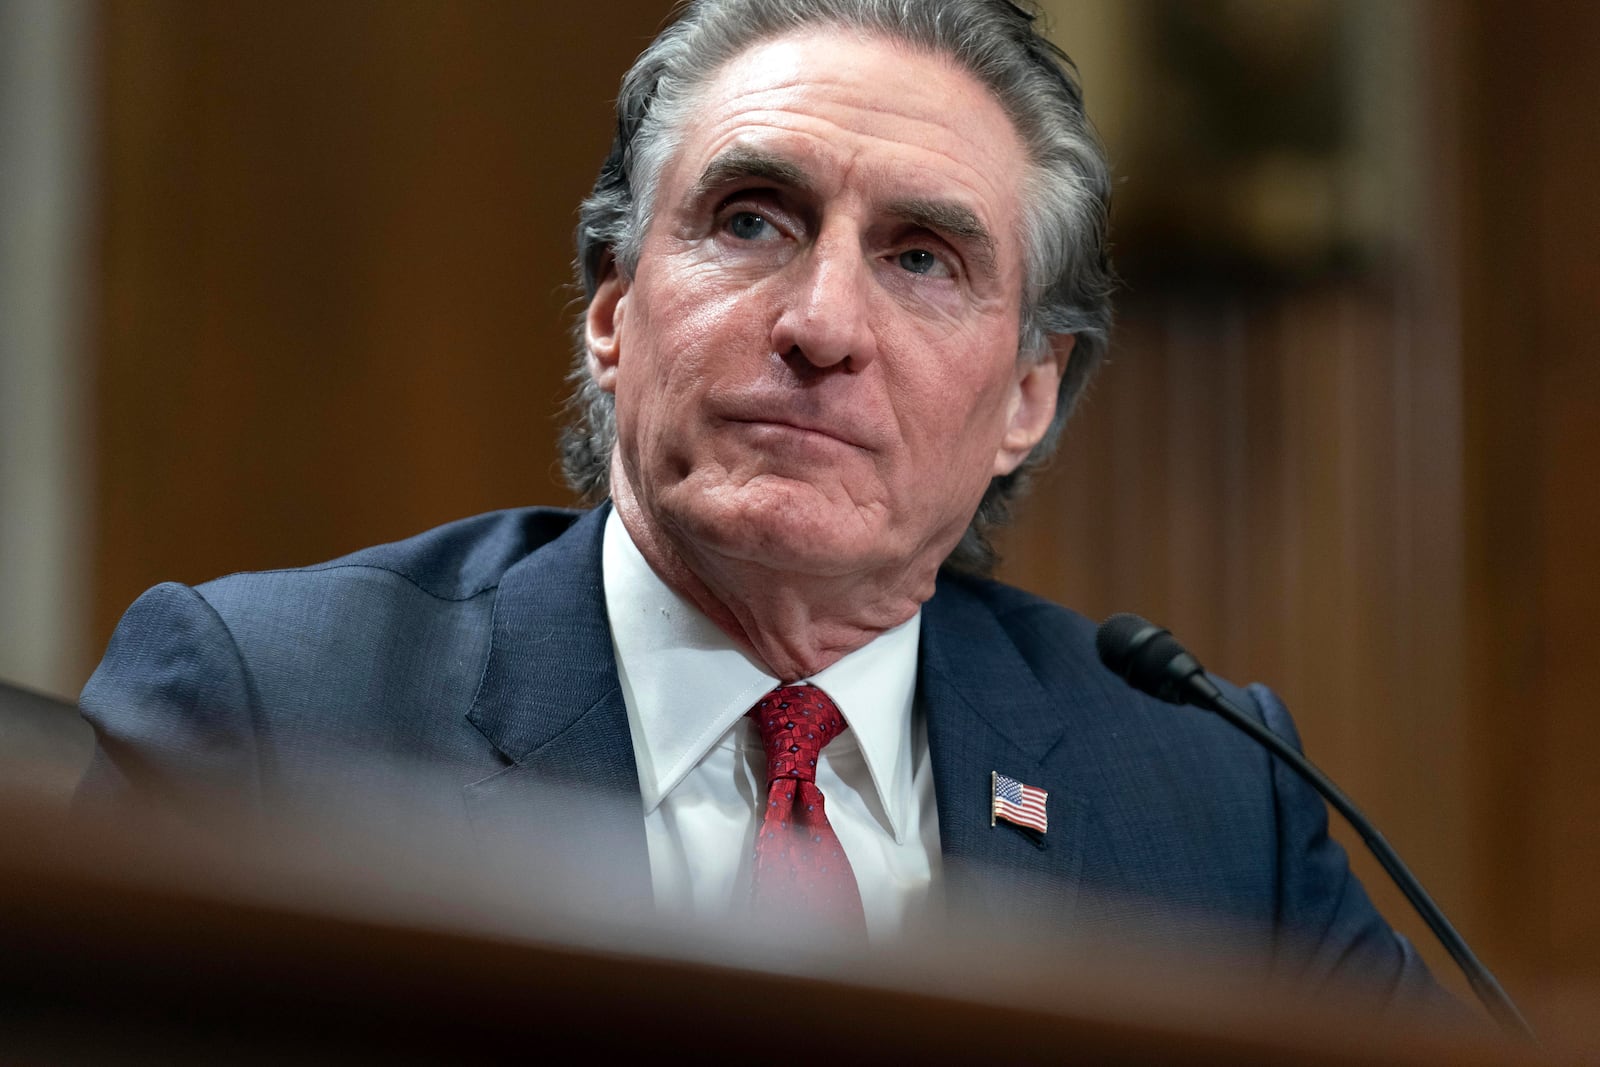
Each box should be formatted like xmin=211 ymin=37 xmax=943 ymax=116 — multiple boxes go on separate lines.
xmin=659 ymin=489 xmax=893 ymax=581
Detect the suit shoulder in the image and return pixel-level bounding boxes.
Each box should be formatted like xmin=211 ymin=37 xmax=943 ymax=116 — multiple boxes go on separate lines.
xmin=199 ymin=506 xmax=587 ymax=603
xmin=930 ymin=571 xmax=1268 ymax=727
xmin=933 ymin=569 xmax=1099 ymax=656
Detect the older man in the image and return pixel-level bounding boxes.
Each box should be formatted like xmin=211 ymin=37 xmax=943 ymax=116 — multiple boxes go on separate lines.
xmin=80 ymin=0 xmax=1440 ymax=1002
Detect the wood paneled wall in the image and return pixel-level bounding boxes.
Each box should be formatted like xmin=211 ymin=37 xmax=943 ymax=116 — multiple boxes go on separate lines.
xmin=92 ymin=0 xmax=671 ymax=647
xmin=1453 ymin=0 xmax=1600 ymax=1022
xmin=91 ymin=0 xmax=1600 ymax=1025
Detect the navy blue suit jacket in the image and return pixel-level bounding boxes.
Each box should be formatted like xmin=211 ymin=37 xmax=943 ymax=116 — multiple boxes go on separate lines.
xmin=79 ymin=505 xmax=1440 ymax=1002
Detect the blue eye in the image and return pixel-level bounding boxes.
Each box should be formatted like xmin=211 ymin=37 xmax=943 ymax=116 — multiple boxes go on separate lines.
xmin=897 ymin=249 xmax=941 ymax=275
xmin=727 ymin=211 xmax=773 ymax=240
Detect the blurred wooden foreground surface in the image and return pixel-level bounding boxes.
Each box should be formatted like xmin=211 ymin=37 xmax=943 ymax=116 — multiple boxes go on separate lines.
xmin=0 ymin=797 xmax=1569 ymax=1067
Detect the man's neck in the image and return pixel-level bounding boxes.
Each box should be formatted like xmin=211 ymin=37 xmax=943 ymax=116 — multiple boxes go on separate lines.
xmin=610 ymin=491 xmax=933 ymax=682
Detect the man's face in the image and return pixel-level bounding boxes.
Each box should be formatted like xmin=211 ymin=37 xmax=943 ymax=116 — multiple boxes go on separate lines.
xmin=588 ymin=31 xmax=1064 ymax=584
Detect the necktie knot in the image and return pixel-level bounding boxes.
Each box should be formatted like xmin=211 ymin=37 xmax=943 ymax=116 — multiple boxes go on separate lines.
xmin=748 ymin=684 xmax=848 ymax=785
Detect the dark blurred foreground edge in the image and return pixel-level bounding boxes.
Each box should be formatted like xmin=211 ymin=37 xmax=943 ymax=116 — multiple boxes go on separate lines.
xmin=0 ymin=799 xmax=1564 ymax=1067
xmin=0 ymin=678 xmax=93 ymax=806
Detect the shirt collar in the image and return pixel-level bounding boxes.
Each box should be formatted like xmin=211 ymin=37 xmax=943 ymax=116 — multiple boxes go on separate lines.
xmin=602 ymin=508 xmax=921 ymax=843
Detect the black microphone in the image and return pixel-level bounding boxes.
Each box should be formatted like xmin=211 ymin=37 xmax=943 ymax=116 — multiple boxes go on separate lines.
xmin=1096 ymin=613 xmax=1535 ymax=1041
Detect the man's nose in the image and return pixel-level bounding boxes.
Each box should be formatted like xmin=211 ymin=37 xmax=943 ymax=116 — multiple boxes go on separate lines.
xmin=769 ymin=232 xmax=878 ymax=372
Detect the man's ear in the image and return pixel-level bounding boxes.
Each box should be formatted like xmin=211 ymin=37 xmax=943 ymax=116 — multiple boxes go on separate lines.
xmin=993 ymin=334 xmax=1073 ymax=477
xmin=584 ymin=252 xmax=629 ymax=394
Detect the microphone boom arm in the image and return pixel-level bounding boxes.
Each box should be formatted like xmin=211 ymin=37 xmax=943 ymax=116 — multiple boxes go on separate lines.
xmin=1190 ymin=674 xmax=1533 ymax=1041
xmin=1097 ymin=613 xmax=1534 ymax=1041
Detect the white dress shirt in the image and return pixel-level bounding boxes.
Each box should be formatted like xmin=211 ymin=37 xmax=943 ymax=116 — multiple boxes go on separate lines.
xmin=602 ymin=509 xmax=942 ymax=940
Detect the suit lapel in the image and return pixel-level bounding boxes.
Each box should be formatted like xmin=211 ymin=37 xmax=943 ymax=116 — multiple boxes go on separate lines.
xmin=920 ymin=576 xmax=1090 ymax=931
xmin=461 ymin=505 xmax=653 ymax=910
xmin=454 ymin=510 xmax=1109 ymax=926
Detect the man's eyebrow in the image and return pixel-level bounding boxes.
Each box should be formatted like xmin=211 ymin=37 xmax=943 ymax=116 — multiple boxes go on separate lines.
xmin=690 ymin=148 xmax=813 ymax=201
xmin=690 ymin=151 xmax=1001 ymax=276
xmin=888 ymin=198 xmax=999 ymax=277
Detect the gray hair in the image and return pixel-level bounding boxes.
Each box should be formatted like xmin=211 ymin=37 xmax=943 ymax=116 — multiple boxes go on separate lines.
xmin=562 ymin=0 xmax=1114 ymax=573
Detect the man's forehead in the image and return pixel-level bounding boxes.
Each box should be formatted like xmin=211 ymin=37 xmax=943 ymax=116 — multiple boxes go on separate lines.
xmin=661 ymin=32 xmax=1028 ymax=247
xmin=682 ymin=30 xmax=1023 ymax=160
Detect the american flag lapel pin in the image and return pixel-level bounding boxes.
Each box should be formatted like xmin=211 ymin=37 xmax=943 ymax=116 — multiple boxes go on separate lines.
xmin=991 ymin=771 xmax=1048 ymax=834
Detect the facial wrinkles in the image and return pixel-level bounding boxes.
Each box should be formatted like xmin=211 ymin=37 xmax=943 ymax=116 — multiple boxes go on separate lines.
xmin=621 ymin=261 xmax=880 ymax=510
xmin=623 ymin=334 xmax=891 ymax=562
xmin=701 ymin=101 xmax=1004 ymax=199
xmin=650 ymin=228 xmax=1006 ymax=517
xmin=678 ymin=48 xmax=1021 ymax=255
xmin=619 ymin=33 xmax=1033 ymax=581
xmin=663 ymin=137 xmax=1022 ymax=409
xmin=693 ymin=36 xmax=1010 ymax=164
xmin=645 ymin=227 xmax=1016 ymax=549
xmin=686 ymin=116 xmax=1017 ymax=299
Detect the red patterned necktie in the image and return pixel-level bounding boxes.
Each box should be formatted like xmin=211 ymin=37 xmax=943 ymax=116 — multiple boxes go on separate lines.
xmin=747 ymin=685 xmax=866 ymax=930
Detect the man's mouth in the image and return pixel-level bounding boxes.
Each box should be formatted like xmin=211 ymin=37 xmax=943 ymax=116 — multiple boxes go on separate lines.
xmin=717 ymin=398 xmax=875 ymax=452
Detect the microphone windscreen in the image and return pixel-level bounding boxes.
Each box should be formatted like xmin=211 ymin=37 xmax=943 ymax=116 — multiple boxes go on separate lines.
xmin=1095 ymin=612 xmax=1162 ymax=679
xmin=1096 ymin=613 xmax=1201 ymax=704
